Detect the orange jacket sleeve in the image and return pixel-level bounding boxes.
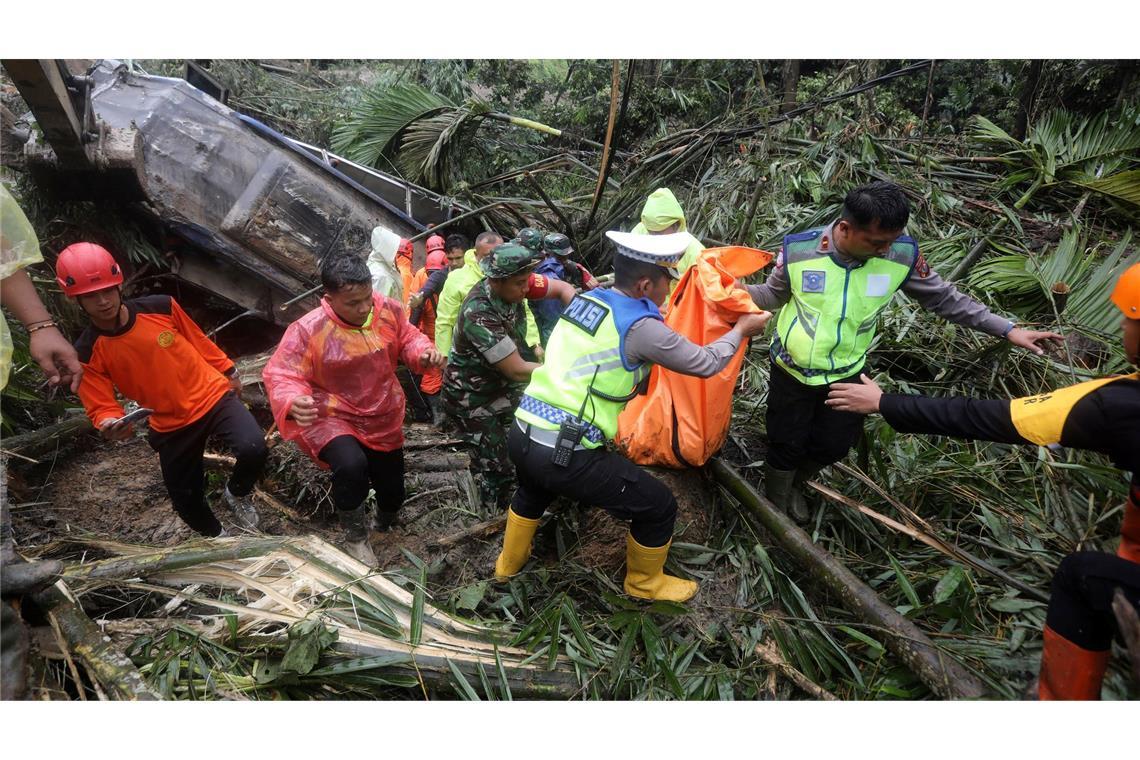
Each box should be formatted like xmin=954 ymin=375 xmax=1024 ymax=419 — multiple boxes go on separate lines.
xmin=76 ymin=351 xmax=125 ymax=428
xmin=262 ymin=320 xmax=316 ymax=434
xmin=169 ymin=298 xmax=235 ymax=375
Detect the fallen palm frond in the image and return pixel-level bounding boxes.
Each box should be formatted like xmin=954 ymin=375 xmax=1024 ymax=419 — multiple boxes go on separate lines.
xmin=967 ymin=227 xmax=1137 ymax=338
xmin=59 ymin=535 xmax=582 ymax=700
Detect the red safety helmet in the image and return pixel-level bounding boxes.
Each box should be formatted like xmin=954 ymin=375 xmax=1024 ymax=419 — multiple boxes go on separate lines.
xmin=1111 ymin=262 xmax=1140 ymax=319
xmin=426 ymin=250 xmax=448 ymax=271
xmin=55 ymin=242 xmax=124 ymax=297
xmin=426 ymin=234 xmax=446 ymax=253
xmin=398 ymin=238 xmax=414 ymax=259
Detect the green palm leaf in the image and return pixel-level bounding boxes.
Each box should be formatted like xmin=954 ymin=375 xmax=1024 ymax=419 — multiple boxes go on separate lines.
xmin=970 ymin=106 xmax=1140 ymax=192
xmin=1073 ymin=168 xmax=1140 ymax=208
xmin=330 ymin=83 xmax=455 ymax=170
xmin=397 ymin=98 xmax=493 ymax=189
xmin=969 ymin=227 xmax=1137 ymax=335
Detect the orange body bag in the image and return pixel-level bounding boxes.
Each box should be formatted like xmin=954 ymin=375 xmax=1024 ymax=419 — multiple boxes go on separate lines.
xmin=615 ymin=246 xmax=773 ymax=467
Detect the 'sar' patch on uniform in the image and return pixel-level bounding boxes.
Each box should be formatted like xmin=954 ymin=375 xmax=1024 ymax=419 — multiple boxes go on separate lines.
xmin=915 ymin=253 xmax=931 ymax=279
xmin=156 ymin=331 xmax=175 ymax=348
xmin=560 ymin=296 xmax=608 ymax=335
xmin=801 ymin=270 xmax=826 ymax=293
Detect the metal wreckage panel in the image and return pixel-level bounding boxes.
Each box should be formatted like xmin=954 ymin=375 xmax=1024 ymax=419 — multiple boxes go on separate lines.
xmin=82 ymin=62 xmax=424 ymax=320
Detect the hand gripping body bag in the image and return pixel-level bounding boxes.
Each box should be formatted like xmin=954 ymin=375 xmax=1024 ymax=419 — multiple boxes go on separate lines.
xmin=615 ymin=246 xmax=772 ymax=467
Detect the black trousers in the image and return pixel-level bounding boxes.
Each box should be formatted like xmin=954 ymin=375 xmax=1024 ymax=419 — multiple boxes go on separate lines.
xmin=1046 ymin=551 xmax=1140 ymax=651
xmin=765 ymin=360 xmax=864 ymax=471
xmin=147 ymin=392 xmax=268 ymax=537
xmin=507 ymin=422 xmax=676 ymax=547
xmin=318 ymin=435 xmax=406 ymax=515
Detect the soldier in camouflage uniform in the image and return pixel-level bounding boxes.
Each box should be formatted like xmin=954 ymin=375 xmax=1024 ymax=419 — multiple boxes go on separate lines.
xmin=441 ymin=243 xmax=574 ymax=512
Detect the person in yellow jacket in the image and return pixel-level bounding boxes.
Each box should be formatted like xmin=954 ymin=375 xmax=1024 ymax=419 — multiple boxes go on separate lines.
xmin=632 ymin=187 xmax=706 ymax=275
xmin=434 ymin=231 xmax=541 ymax=358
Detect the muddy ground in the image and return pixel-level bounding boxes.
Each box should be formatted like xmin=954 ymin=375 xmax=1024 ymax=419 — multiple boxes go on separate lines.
xmin=5 ymin=416 xmax=719 ymax=607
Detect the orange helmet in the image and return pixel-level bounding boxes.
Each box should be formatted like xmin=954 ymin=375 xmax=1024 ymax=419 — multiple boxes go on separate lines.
xmin=426 ymin=234 xmax=446 ymax=253
xmin=55 ymin=242 xmax=123 ymax=296
xmin=1111 ymin=262 xmax=1140 ymax=319
xmin=426 ymin=250 xmax=448 ymax=271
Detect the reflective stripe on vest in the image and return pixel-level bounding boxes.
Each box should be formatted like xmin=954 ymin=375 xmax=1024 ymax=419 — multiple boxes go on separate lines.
xmin=773 ymin=228 xmax=917 ymax=386
xmin=516 ymin=291 xmax=653 ymax=448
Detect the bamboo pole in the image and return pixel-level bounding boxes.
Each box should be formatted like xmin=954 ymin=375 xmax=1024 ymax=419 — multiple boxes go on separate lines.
xmin=753 ymin=640 xmax=838 ymax=700
xmin=585 ymin=60 xmax=626 ymax=231
xmin=429 ymin=516 xmax=507 ymax=548
xmin=61 ymin=537 xmax=287 ymax=581
xmin=710 ymin=458 xmax=988 ymax=699
xmin=405 ymin=201 xmax=509 ymax=243
xmin=524 ymin=172 xmax=578 ymax=246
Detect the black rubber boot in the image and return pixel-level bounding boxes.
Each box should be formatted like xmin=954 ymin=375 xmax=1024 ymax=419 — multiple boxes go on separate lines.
xmin=372 ymin=508 xmax=398 ymax=532
xmin=791 ymin=460 xmax=826 ymax=523
xmin=765 ymin=463 xmax=809 ymax=524
xmin=339 ymin=506 xmax=377 ymax=566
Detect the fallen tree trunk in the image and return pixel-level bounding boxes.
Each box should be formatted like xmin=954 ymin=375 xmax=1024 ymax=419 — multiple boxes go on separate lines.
xmin=710 ymin=458 xmax=987 ymax=700
xmin=32 ymin=580 xmax=160 ymax=700
xmin=60 ymin=536 xmax=286 ymax=582
xmin=2 ymin=415 xmax=93 ymax=460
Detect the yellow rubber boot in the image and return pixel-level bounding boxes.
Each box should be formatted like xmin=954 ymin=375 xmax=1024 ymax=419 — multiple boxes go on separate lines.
xmin=494 ymin=509 xmax=540 ymax=581
xmin=622 ymin=534 xmax=698 ymax=602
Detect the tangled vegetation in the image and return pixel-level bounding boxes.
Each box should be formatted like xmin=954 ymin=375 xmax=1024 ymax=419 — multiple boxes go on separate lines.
xmin=3 ymin=59 xmax=1138 ymax=700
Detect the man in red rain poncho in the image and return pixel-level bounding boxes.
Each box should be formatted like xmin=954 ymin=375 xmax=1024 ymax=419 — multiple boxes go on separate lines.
xmin=263 ymin=254 xmax=445 ymax=565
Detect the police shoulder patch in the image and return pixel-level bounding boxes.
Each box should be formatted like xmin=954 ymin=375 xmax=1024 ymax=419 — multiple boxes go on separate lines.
xmin=559 ymin=295 xmax=608 ymax=335
xmin=785 ymin=229 xmax=821 ymax=245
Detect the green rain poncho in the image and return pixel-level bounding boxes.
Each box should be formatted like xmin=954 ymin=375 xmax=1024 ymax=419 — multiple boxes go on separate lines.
xmin=631 ymin=187 xmax=705 ymax=274
xmin=0 ymin=184 xmax=45 ymax=390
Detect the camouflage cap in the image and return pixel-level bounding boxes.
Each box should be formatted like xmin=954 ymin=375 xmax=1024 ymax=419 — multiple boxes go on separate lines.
xmin=543 ymin=232 xmax=574 ymax=257
xmin=484 ymin=242 xmax=540 ymax=279
xmin=515 ymin=227 xmax=546 ymax=252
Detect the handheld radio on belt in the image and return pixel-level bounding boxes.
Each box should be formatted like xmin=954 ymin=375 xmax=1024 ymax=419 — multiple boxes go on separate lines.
xmin=552 ymin=369 xmax=595 ymax=467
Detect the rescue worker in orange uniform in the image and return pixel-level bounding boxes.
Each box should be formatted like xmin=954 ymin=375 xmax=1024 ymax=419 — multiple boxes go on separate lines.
xmin=57 ymin=242 xmax=268 ymax=537
xmin=405 ymin=235 xmax=457 ymax=419
xmin=827 ymin=262 xmax=1140 ymax=700
xmin=396 ymin=237 xmax=416 ymax=305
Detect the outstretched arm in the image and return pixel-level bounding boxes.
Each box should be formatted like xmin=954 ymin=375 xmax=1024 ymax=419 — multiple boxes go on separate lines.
xmin=1 ymin=269 xmax=83 ymax=391
xmin=903 ymin=263 xmax=1062 ymax=354
xmin=828 ymin=374 xmax=1026 ymax=443
xmin=624 ymin=312 xmax=770 ymax=378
